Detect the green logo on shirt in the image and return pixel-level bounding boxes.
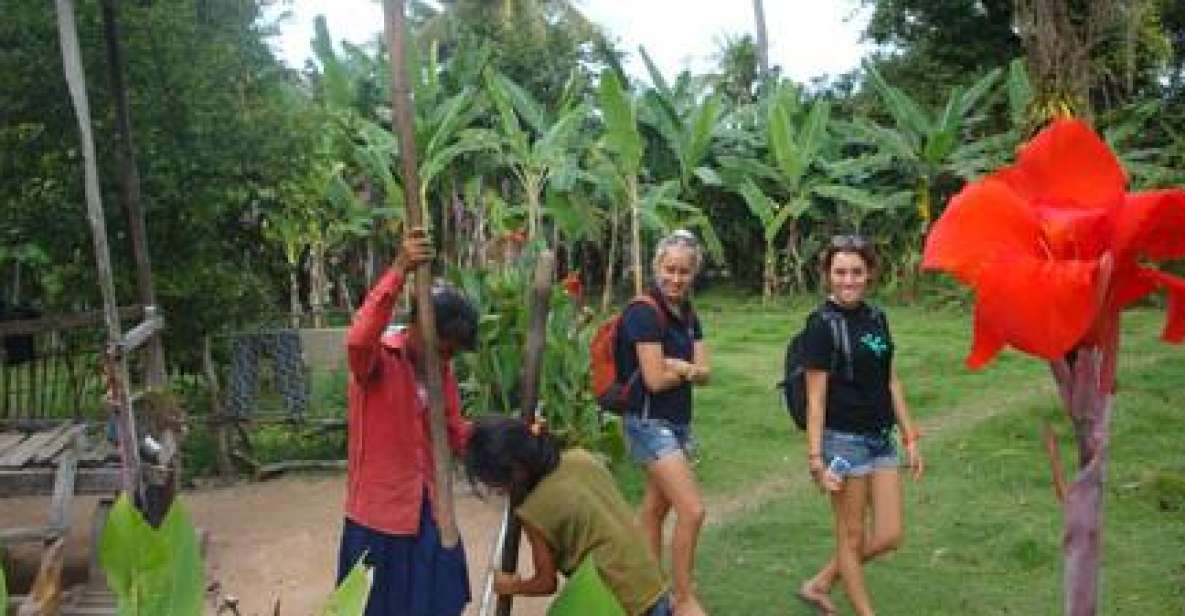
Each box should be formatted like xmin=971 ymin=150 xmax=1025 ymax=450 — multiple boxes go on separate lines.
xmin=860 ymin=333 xmax=889 ymax=357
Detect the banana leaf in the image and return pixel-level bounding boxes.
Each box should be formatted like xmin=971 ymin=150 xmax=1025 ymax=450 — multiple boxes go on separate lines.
xmin=547 ymin=559 xmax=626 ymax=616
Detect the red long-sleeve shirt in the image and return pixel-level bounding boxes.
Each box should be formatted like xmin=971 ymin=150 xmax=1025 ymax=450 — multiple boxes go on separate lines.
xmin=344 ymin=267 xmax=471 ymax=535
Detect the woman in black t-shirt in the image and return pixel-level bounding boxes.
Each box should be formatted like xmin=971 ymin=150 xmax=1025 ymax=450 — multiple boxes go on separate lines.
xmin=617 ymin=230 xmax=711 ymax=616
xmin=796 ymin=236 xmax=924 ymax=616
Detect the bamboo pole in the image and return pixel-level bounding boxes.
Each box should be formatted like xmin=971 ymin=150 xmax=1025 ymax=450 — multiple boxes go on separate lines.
xmin=496 ymin=251 xmax=555 ymax=616
xmin=55 ymin=0 xmax=142 ymax=500
xmin=382 ymin=0 xmax=459 ymax=547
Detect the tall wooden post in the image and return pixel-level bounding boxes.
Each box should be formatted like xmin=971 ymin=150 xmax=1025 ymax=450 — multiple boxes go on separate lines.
xmin=496 ymin=251 xmax=555 ymax=616
xmin=100 ymin=0 xmax=166 ymax=390
xmin=56 ymin=0 xmax=142 ymax=500
xmin=382 ymin=0 xmax=459 ymax=547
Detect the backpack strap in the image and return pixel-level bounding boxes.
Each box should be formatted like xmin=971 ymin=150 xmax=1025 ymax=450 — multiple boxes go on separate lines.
xmin=817 ymin=305 xmax=855 ymax=381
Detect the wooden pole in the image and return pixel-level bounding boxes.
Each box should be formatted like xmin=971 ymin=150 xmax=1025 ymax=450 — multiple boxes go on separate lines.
xmin=55 ymin=0 xmax=142 ymax=500
xmin=100 ymin=0 xmax=167 ymax=390
xmin=496 ymin=251 xmax=555 ymax=616
xmin=382 ymin=0 xmax=459 ymax=547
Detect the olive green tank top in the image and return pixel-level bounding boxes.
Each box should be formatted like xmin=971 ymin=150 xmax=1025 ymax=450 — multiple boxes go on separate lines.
xmin=516 ymin=449 xmax=667 ymax=616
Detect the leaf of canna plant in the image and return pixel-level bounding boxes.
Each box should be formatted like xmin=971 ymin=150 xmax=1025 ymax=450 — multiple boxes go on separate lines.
xmin=547 ymin=559 xmax=627 ymax=616
xmin=100 ymin=495 xmax=203 ymax=616
xmin=318 ymin=558 xmax=373 ymax=616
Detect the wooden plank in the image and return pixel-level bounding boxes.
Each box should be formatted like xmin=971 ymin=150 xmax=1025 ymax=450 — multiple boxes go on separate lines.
xmin=0 ymin=424 xmax=70 ymax=468
xmin=48 ymin=442 xmax=80 ymax=531
xmin=0 ymin=304 xmax=143 ymax=337
xmin=0 ymin=467 xmax=121 ymax=497
xmin=35 ymin=424 xmax=86 ymax=464
xmin=0 ymin=525 xmax=55 ymax=544
xmin=0 ymin=431 xmax=28 ymax=455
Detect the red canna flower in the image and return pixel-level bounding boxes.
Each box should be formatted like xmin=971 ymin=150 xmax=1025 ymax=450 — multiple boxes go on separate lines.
xmin=922 ymin=118 xmax=1185 ymax=371
xmin=562 ymin=270 xmax=583 ymax=300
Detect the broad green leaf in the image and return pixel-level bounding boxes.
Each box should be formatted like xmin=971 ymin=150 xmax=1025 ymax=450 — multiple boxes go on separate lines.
xmin=100 ymin=495 xmax=203 ymax=616
xmin=489 ymin=70 xmax=549 ymax=136
xmin=693 ymin=166 xmax=723 ymax=187
xmin=767 ymin=97 xmax=801 ymax=182
xmin=956 ymin=67 xmax=1002 ymax=122
xmin=717 ymin=155 xmax=782 ymax=185
xmin=548 ymin=559 xmax=627 ymax=616
xmin=598 ymin=69 xmax=643 ymax=173
xmin=685 ymin=97 xmax=721 ymax=173
xmin=423 ymin=86 xmax=478 ymax=159
xmin=797 ymin=100 xmax=831 ymax=178
xmin=864 ymin=62 xmax=931 ymax=138
xmin=765 ymin=203 xmax=798 ymax=245
xmin=638 ymin=45 xmax=672 ymax=99
xmin=419 ymin=129 xmax=500 ymax=189
xmin=922 ymin=130 xmax=957 ymax=165
xmin=318 ymin=558 xmax=373 ymax=616
xmin=736 ymin=179 xmax=776 ymax=227
xmin=812 ymin=184 xmax=885 ymax=213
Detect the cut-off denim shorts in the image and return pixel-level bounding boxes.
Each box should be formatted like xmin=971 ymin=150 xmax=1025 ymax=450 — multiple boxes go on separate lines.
xmin=624 ymin=414 xmax=695 ymax=466
xmin=821 ymin=428 xmax=899 ymax=478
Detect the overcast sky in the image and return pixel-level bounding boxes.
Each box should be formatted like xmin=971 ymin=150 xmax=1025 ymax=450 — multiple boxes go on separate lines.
xmin=267 ymin=1 xmax=872 ymax=83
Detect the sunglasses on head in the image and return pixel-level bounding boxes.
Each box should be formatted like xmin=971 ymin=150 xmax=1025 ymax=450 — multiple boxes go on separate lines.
xmin=667 ymin=229 xmax=700 ymax=246
xmin=830 ymin=234 xmax=868 ymax=249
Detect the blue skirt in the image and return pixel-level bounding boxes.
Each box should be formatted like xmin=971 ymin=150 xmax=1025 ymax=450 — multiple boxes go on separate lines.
xmin=337 ymin=496 xmax=470 ymax=616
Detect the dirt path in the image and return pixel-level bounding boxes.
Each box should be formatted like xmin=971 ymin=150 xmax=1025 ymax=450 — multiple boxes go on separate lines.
xmin=2 ymin=479 xmax=549 ymax=616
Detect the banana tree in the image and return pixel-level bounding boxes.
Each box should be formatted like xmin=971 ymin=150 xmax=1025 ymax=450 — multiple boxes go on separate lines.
xmin=484 ymin=68 xmax=588 ymax=240
xmin=637 ymin=47 xmax=723 ymax=196
xmin=597 ymin=69 xmax=646 ymax=295
xmin=721 ymin=82 xmax=873 ymax=299
xmin=848 ymin=62 xmax=1001 ymax=226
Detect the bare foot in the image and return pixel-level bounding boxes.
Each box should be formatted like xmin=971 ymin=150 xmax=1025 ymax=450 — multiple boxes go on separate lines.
xmin=673 ymin=594 xmax=708 ymax=616
xmin=795 ymin=582 xmax=836 ymax=616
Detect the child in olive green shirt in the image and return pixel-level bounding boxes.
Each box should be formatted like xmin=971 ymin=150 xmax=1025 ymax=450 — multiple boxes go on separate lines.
xmin=465 ymin=417 xmax=673 ymax=616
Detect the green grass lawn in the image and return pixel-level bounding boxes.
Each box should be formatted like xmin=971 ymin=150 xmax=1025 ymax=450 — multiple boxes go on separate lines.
xmin=655 ymin=292 xmax=1185 ymax=615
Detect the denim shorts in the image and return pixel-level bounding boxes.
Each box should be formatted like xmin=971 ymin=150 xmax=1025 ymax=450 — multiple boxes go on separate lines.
xmin=644 ymin=593 xmax=673 ymax=616
xmin=624 ymin=415 xmax=695 ymax=466
xmin=821 ymin=428 xmax=899 ymax=477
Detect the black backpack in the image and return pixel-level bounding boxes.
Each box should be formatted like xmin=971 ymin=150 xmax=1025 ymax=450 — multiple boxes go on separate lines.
xmin=779 ymin=304 xmax=884 ymax=430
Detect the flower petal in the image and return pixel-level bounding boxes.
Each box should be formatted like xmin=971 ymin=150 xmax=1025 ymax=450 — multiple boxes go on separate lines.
xmin=972 ymin=255 xmax=1104 ymax=362
xmin=995 ymin=119 xmax=1126 ymax=210
xmin=1112 ymin=264 xmax=1159 ymax=310
xmin=1113 ymin=190 xmax=1185 ymax=261
xmin=923 ymin=177 xmax=1043 ymax=285
xmin=966 ymin=303 xmax=1006 ymax=369
xmin=1142 ymin=269 xmax=1185 ymax=343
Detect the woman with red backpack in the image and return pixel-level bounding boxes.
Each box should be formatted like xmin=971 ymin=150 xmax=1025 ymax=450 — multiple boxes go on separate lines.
xmin=796 ymin=235 xmax=924 ymax=616
xmin=613 ymin=230 xmax=712 ymax=616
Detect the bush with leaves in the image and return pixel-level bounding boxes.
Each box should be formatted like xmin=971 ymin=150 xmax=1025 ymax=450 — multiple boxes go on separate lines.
xmin=449 ymin=251 xmax=623 ymax=457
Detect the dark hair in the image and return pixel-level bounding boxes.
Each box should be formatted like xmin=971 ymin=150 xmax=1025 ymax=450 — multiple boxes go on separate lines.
xmin=410 ymin=282 xmax=479 ymax=351
xmin=464 ymin=416 xmax=561 ymax=501
xmin=819 ymin=234 xmax=880 ymax=280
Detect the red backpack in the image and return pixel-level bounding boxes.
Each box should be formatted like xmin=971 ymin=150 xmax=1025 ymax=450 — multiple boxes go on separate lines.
xmin=589 ymin=295 xmax=667 ymax=413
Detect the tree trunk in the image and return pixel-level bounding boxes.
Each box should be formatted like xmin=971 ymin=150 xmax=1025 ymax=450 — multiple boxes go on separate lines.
xmin=752 ymin=0 xmax=770 ymax=79
xmin=100 ymin=0 xmax=166 ymax=389
xmin=56 ymin=0 xmax=142 ymax=500
xmin=383 ymin=0 xmax=459 ymax=548
xmin=763 ymin=242 xmax=775 ymax=302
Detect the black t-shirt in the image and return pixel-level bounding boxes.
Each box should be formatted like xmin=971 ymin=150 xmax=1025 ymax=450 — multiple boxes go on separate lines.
xmin=613 ymin=291 xmax=703 ymax=425
xmin=800 ymin=300 xmax=895 ymax=433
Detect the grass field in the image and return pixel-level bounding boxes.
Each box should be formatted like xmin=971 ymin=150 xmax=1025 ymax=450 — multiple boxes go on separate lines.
xmin=627 ymin=292 xmax=1185 ymax=615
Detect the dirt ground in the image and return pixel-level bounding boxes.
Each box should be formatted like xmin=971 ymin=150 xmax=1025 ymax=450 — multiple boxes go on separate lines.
xmin=2 ymin=472 xmax=550 ymax=616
